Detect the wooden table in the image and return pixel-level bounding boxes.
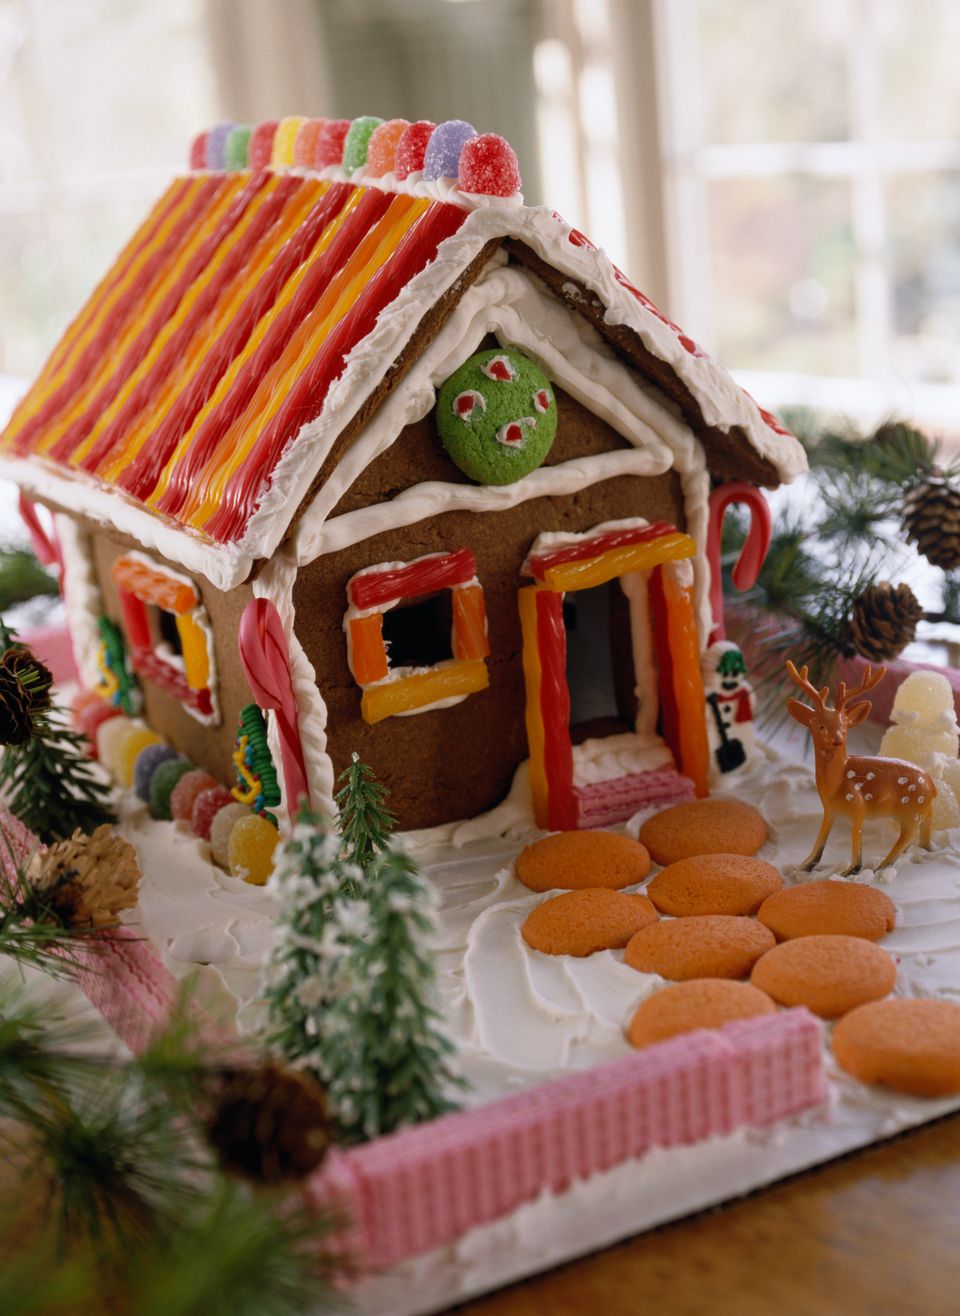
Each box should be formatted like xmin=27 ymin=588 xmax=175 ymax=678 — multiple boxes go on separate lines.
xmin=451 ymin=1113 xmax=960 ymax=1316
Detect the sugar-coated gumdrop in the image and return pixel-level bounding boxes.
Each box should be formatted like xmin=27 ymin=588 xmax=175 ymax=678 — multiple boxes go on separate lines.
xmin=191 ymin=786 xmax=235 ymax=841
xmin=422 ymin=120 xmax=477 ymax=181
xmin=189 ymin=130 xmax=208 ymax=170
xmin=228 ymin=812 xmax=279 ymax=885
xmin=170 ymin=769 xmax=219 ymax=825
xmin=205 ymin=121 xmax=236 ymax=171
xmin=458 ymin=132 xmax=521 ymax=197
xmin=133 ymin=743 xmax=179 ymax=802
xmin=225 ymin=125 xmax=252 ymax=171
xmin=365 ymin=118 xmax=409 ymax=177
xmin=394 ymin=120 xmax=435 ymax=180
xmin=149 ymin=758 xmax=194 ymax=821
xmin=116 ymin=728 xmax=162 ymax=788
xmin=271 ymin=116 xmax=307 ymax=168
xmin=314 ymin=118 xmax=351 ymax=169
xmin=293 ymin=118 xmax=326 ymax=168
xmin=96 ymin=716 xmax=134 ymax=775
xmin=75 ymin=698 xmax=121 ymax=757
xmin=342 ymin=116 xmax=385 ymax=173
xmin=72 ymin=689 xmax=102 ymax=722
xmin=210 ymin=802 xmax=251 ymax=869
xmin=890 ymin=670 xmax=955 ymax=718
xmin=248 ymin=120 xmax=280 ymax=170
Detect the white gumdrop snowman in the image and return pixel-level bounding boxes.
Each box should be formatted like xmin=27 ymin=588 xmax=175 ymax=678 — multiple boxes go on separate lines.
xmin=880 ymin=671 xmax=960 ymax=829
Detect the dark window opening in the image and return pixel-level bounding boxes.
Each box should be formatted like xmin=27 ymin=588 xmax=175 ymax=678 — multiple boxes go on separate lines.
xmin=564 ymin=581 xmax=635 ymax=743
xmin=155 ymin=607 xmax=183 ymax=657
xmin=382 ymin=591 xmax=454 ymax=669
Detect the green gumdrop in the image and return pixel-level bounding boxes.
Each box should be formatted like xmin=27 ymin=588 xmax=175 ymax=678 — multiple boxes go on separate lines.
xmin=342 ymin=116 xmax=385 ymax=173
xmin=436 ymin=349 xmax=558 ymax=485
xmin=225 ymin=126 xmax=252 ymax=171
xmin=148 ymin=758 xmax=194 ymax=820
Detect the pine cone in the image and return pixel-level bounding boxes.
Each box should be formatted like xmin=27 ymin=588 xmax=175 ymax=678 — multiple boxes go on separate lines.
xmin=902 ymin=475 xmax=960 ymax=570
xmin=847 ymin=581 xmax=924 ymax=663
xmin=0 ymin=647 xmax=52 ymax=745
xmin=205 ymin=1062 xmax=331 ymax=1184
xmin=28 ymin=825 xmax=141 ymax=927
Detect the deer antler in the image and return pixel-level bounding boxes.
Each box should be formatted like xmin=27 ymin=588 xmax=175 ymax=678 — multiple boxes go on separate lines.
xmin=835 ymin=664 xmax=886 ymax=711
xmin=785 ymin=660 xmax=829 ymax=709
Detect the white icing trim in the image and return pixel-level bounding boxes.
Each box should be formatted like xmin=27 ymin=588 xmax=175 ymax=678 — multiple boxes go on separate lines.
xmin=252 ymin=551 xmax=336 ymax=820
xmin=53 ymin=513 xmax=102 ymax=690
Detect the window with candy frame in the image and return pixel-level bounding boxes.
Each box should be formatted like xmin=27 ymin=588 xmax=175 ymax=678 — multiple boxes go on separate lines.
xmin=344 ymin=549 xmax=490 ymax=724
xmin=109 ymin=553 xmax=218 ymax=725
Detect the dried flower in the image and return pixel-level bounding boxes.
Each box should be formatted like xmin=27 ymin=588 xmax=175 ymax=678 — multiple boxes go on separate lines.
xmin=29 ymin=825 xmax=141 ymax=927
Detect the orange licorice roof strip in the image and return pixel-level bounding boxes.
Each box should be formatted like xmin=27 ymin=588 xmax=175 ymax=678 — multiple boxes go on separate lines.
xmin=519 ymin=585 xmax=550 ymax=827
xmin=187 ymin=193 xmax=426 ymax=529
xmin=41 ymin=174 xmax=250 ymax=461
xmin=78 ymin=175 xmax=290 ymax=477
xmin=113 ymin=178 xmax=327 ymax=493
xmin=662 ymin=565 xmax=710 ymax=797
xmin=541 ymin=532 xmax=696 ymax=593
xmin=360 ymin=660 xmax=489 ymax=725
xmin=111 ymin=557 xmax=198 ymax=614
xmin=349 ymin=615 xmax=389 ymax=685
xmin=1 ymin=176 xmax=211 ymax=451
xmin=452 ymin=586 xmax=489 ymax=662
xmin=148 ymin=186 xmax=365 ymax=512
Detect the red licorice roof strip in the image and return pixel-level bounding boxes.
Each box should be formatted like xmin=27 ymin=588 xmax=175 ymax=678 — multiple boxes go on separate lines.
xmin=207 ymin=200 xmax=469 ymax=542
xmin=82 ymin=175 xmax=303 ymax=479
xmin=156 ymin=184 xmax=390 ymax=521
xmin=528 ymin=522 xmax=677 ymax=579
xmin=52 ymin=171 xmax=273 ymax=469
xmin=121 ymin=181 xmax=353 ymax=504
xmin=11 ymin=175 xmax=230 ymax=457
xmin=349 ymin=549 xmax=477 ymax=610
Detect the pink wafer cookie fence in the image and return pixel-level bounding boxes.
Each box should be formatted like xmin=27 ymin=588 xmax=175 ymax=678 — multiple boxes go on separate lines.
xmin=306 ymin=1008 xmax=826 ymax=1270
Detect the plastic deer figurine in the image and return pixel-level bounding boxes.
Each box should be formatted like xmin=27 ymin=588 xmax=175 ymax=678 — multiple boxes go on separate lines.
xmin=785 ymin=660 xmax=936 ymax=875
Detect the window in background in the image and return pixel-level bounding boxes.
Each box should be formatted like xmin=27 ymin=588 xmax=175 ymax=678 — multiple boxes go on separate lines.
xmin=657 ymin=0 xmax=960 ymax=429
xmin=0 ymin=0 xmax=217 ymax=379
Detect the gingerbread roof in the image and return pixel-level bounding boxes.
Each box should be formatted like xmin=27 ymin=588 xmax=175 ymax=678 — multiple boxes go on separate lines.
xmin=0 ymin=117 xmax=805 ymax=590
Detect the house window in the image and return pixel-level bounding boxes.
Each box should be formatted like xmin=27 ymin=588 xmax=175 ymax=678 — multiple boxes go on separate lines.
xmin=110 ymin=552 xmax=218 ymax=724
xmin=345 ymin=549 xmax=490 ymax=725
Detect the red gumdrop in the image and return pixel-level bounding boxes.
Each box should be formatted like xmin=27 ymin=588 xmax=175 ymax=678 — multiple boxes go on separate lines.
xmin=293 ymin=118 xmax=326 ymax=168
xmin=457 ymin=133 xmax=521 ymax=197
xmin=76 ymin=699 xmax=122 ymax=757
xmin=191 ymin=785 xmax=235 ymax=841
xmin=365 ymin=118 xmax=410 ymax=177
xmin=248 ymin=120 xmax=280 ymax=170
xmin=189 ymin=130 xmax=208 ymax=170
xmin=171 ymin=768 xmax=220 ymax=825
xmin=394 ymin=120 xmax=436 ymax=180
xmin=314 ymin=118 xmax=351 ymax=169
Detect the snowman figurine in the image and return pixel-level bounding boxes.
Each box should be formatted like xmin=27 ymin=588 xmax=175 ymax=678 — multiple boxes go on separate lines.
xmin=702 ymin=642 xmax=756 ymax=776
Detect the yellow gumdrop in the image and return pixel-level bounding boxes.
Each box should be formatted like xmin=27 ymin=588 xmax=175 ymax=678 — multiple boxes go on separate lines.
xmin=96 ymin=716 xmax=134 ymax=775
xmin=115 ymin=727 xmax=162 ymax=787
xmin=209 ymin=802 xmax=250 ymax=869
xmin=228 ymin=812 xmax=279 ymax=885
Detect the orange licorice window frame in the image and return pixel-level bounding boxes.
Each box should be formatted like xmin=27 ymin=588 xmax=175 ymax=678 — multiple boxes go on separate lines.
xmin=110 ymin=554 xmax=218 ymax=723
xmin=345 ymin=548 xmax=490 ymax=725
xmin=519 ymin=521 xmax=710 ymax=830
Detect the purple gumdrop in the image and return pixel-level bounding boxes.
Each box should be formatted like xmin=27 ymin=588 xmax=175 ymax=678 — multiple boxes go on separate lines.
xmin=205 ymin=121 xmax=237 ymax=171
xmin=422 ymin=119 xmax=477 ymax=181
xmin=133 ymin=743 xmax=179 ymax=801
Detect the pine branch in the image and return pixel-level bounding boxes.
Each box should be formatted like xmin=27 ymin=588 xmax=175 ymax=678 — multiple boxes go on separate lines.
xmin=0 ymin=545 xmax=58 ymax=612
xmin=0 ymin=715 xmax=114 ymax=844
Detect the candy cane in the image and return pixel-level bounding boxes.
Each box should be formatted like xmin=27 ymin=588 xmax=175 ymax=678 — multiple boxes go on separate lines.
xmin=707 ymin=483 xmax=772 ymax=645
xmin=237 ymin=599 xmax=310 ymax=810
xmin=18 ymin=492 xmax=62 ymax=572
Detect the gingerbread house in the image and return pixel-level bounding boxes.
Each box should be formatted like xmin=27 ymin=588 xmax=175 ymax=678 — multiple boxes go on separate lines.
xmin=0 ymin=116 xmax=806 ymax=831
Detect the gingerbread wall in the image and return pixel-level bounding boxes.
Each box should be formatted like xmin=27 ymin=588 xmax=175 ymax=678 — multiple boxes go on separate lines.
xmin=89 ymin=528 xmax=255 ymax=784
xmin=293 ymin=388 xmax=687 ymax=829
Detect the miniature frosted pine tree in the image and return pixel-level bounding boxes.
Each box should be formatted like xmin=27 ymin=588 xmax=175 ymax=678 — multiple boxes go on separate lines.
xmin=321 ymin=838 xmax=462 ymax=1142
xmin=261 ymin=803 xmax=363 ymax=1068
xmin=335 ymin=752 xmax=397 ymax=890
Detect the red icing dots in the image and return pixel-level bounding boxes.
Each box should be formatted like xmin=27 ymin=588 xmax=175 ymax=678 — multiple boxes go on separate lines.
xmin=533 ymin=388 xmax=550 ymax=413
xmin=482 ymin=354 xmax=516 ymax=382
xmin=453 ymin=389 xmax=486 ymax=420
xmin=366 ymin=119 xmax=410 ymax=177
xmin=314 ymin=118 xmax=351 ymax=169
xmin=394 ymin=120 xmax=436 ymax=180
xmin=458 ymin=133 xmax=521 ymax=197
xmin=248 ymin=120 xmax=280 ymax=170
xmin=496 ymin=417 xmax=534 ymax=447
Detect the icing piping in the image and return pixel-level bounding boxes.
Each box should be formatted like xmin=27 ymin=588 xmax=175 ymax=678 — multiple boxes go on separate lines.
xmin=53 ymin=512 xmax=103 ymax=689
